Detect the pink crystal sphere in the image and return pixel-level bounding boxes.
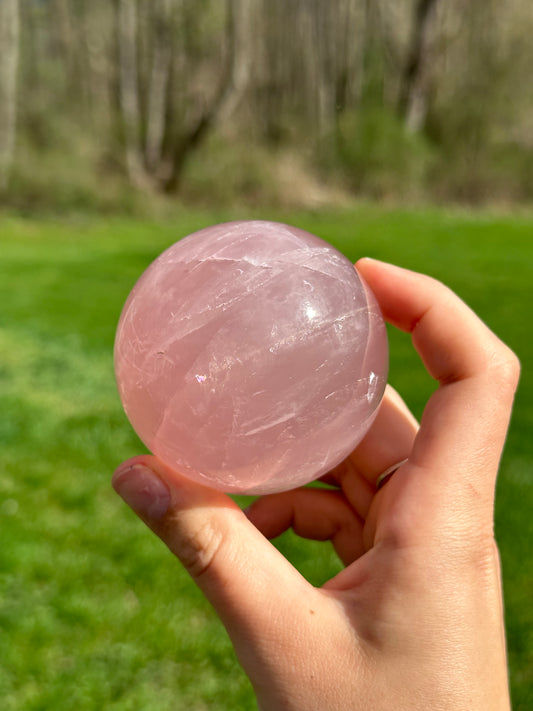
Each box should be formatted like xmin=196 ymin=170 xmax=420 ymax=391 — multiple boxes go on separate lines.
xmin=114 ymin=221 xmax=388 ymax=494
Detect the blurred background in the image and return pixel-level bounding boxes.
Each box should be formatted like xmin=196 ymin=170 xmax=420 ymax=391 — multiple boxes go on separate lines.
xmin=1 ymin=0 xmax=533 ymax=210
xmin=0 ymin=1 xmax=532 ymax=710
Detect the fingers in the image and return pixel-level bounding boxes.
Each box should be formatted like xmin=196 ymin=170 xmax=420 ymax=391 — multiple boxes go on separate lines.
xmin=333 ymin=384 xmax=418 ymax=488
xmin=356 ymin=259 xmax=518 ymax=384
xmin=321 ymin=384 xmax=418 ymax=520
xmin=247 ymin=386 xmax=417 ymax=563
xmin=356 ymin=259 xmax=520 ymax=538
xmin=246 ymin=488 xmax=366 ymax=565
xmin=246 ymin=380 xmax=418 ymax=555
xmin=112 ymin=455 xmax=316 ymax=643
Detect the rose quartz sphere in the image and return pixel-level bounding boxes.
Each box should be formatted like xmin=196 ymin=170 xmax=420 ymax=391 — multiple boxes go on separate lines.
xmin=114 ymin=221 xmax=388 ymax=494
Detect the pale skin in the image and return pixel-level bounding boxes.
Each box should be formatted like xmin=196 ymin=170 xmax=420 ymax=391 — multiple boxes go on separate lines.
xmin=113 ymin=259 xmax=520 ymax=711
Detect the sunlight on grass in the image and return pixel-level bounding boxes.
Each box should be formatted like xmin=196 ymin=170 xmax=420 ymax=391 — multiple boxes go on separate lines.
xmin=1 ymin=207 xmax=532 ymax=710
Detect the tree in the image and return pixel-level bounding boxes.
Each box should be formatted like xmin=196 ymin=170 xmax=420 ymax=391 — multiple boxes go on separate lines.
xmin=116 ymin=0 xmax=254 ymax=193
xmin=145 ymin=0 xmax=174 ymax=173
xmin=162 ymin=0 xmax=254 ymax=192
xmin=398 ymin=0 xmax=440 ymax=133
xmin=0 ymin=0 xmax=20 ymax=190
xmin=117 ymin=0 xmax=149 ymax=189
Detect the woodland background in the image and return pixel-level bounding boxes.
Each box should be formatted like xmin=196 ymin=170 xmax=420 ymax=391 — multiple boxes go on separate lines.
xmin=1 ymin=3 xmax=533 ymax=710
xmin=1 ymin=0 xmax=533 ymax=212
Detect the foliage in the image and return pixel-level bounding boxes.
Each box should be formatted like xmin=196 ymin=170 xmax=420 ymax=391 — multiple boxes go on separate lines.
xmin=0 ymin=208 xmax=532 ymax=710
xmin=324 ymin=107 xmax=437 ymax=199
xmin=1 ymin=0 xmax=533 ymax=209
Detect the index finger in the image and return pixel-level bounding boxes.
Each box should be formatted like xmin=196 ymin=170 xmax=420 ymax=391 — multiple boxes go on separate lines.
xmin=356 ymin=259 xmax=520 ymax=535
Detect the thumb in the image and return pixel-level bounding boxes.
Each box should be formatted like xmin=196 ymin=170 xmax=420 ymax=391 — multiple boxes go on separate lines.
xmin=112 ymin=455 xmax=313 ymax=646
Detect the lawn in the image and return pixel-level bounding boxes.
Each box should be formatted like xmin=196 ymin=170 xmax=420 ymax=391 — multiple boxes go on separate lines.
xmin=0 ymin=206 xmax=532 ymax=710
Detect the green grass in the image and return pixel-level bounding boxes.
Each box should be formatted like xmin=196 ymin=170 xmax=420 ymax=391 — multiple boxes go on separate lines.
xmin=0 ymin=207 xmax=532 ymax=710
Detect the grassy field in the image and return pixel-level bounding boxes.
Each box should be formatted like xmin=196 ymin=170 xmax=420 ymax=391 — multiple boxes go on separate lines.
xmin=0 ymin=206 xmax=532 ymax=710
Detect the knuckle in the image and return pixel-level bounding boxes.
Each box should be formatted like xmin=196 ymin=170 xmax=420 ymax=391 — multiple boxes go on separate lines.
xmin=165 ymin=512 xmax=226 ymax=579
xmin=486 ymin=344 xmax=521 ymax=392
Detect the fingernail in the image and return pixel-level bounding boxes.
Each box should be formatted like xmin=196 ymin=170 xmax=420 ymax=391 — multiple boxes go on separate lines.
xmin=112 ymin=463 xmax=170 ymax=521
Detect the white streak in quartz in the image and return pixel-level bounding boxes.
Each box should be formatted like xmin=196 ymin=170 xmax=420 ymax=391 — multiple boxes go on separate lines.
xmin=243 ymin=411 xmax=298 ymax=437
xmin=153 ymin=263 xmax=279 ymax=341
xmin=266 ymin=310 xmax=365 ymax=356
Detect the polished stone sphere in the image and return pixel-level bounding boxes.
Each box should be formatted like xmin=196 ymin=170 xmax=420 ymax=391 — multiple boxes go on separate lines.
xmin=114 ymin=221 xmax=388 ymax=494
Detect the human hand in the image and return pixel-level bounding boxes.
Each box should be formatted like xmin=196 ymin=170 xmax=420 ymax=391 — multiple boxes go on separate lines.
xmin=112 ymin=259 xmax=519 ymax=711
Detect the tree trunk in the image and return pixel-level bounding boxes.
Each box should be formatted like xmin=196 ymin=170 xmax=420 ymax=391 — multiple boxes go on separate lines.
xmin=53 ymin=0 xmax=77 ymax=90
xmin=398 ymin=0 xmax=440 ymax=133
xmin=117 ymin=0 xmax=151 ymax=189
xmin=145 ymin=0 xmax=174 ymax=173
xmin=0 ymin=0 xmax=19 ymax=190
xmin=81 ymin=1 xmax=113 ymax=135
